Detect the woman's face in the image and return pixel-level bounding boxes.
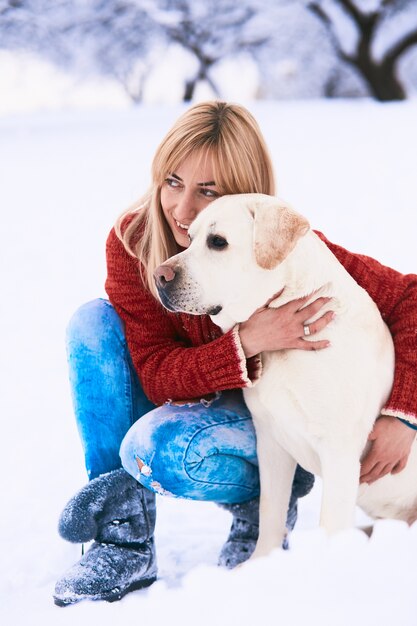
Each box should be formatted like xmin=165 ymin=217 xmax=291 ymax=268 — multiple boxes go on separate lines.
xmin=160 ymin=154 xmax=221 ymax=248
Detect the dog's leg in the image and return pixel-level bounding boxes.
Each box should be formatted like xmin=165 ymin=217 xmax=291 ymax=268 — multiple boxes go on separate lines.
xmin=250 ymin=428 xmax=297 ymax=559
xmin=319 ymin=449 xmax=360 ymax=534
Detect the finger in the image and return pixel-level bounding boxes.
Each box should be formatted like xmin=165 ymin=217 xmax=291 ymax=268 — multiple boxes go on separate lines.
xmin=360 ymin=461 xmax=382 ymax=484
xmin=361 ymin=461 xmax=393 ymax=484
xmin=392 ymin=458 xmax=407 ymax=474
xmin=374 ymin=463 xmax=395 ymax=481
xmin=262 ymin=288 xmax=285 ymax=308
xmin=296 ymin=296 xmax=332 ymax=317
xmin=303 ymin=311 xmax=335 ymax=336
xmin=282 ymin=292 xmax=323 ymax=314
xmin=296 ymin=339 xmax=331 ymax=351
xmin=360 ymin=450 xmax=377 ymax=478
xmin=360 ymin=440 xmax=381 ymax=472
xmin=293 ymin=288 xmax=328 ymax=306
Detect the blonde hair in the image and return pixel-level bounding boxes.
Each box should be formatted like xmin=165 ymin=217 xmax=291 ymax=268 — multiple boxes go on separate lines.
xmin=116 ymin=101 xmax=276 ymax=298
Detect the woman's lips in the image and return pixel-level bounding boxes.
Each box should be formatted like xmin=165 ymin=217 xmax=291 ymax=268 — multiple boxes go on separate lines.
xmin=173 ymin=218 xmax=190 ymax=234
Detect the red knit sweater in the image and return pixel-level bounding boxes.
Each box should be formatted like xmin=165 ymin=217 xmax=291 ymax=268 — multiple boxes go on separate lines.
xmin=105 ymin=225 xmax=417 ymax=427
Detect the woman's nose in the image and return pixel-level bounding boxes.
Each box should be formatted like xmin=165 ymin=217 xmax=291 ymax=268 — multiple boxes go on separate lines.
xmin=175 ymin=192 xmax=197 ymax=221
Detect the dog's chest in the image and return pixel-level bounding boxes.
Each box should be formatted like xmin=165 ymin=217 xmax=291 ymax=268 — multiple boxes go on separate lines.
xmin=243 ymin=363 xmax=323 ymax=476
xmin=242 ymin=343 xmax=372 ymax=477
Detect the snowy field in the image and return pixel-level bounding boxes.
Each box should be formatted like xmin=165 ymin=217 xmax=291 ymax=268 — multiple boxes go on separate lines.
xmin=1 ymin=99 xmax=417 ymax=625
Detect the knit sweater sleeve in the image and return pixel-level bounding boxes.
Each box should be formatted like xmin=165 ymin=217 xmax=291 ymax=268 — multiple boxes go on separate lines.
xmin=105 ymin=227 xmax=261 ymax=406
xmin=316 ymin=231 xmax=417 ymax=427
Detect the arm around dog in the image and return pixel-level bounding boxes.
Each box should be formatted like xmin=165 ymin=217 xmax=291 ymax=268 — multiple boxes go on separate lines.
xmin=105 ymin=226 xmax=262 ymax=405
xmin=315 ymin=232 xmax=417 ymax=483
xmin=316 ymin=231 xmax=417 ymax=427
xmin=239 ymin=293 xmax=334 ymax=358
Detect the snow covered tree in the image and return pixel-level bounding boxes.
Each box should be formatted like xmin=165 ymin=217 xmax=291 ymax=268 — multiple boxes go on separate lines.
xmin=305 ymin=0 xmax=417 ymax=100
xmin=249 ymin=0 xmax=342 ymax=100
xmin=0 ymin=0 xmax=268 ymax=102
xmin=0 ymin=0 xmax=33 ymax=47
xmin=0 ymin=0 xmax=164 ymax=101
xmin=56 ymin=0 xmax=163 ymax=103
xmin=1 ymin=0 xmax=417 ymax=101
xmin=0 ymin=0 xmax=58 ymax=53
xmin=145 ymin=0 xmax=268 ymax=101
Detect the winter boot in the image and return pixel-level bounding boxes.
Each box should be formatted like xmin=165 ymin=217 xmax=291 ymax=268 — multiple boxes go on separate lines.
xmin=218 ymin=465 xmax=315 ymax=568
xmin=53 ymin=468 xmax=157 ymax=606
xmin=218 ymin=497 xmax=259 ymax=569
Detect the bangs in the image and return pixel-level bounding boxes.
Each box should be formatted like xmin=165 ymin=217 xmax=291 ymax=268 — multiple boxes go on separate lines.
xmin=152 ymin=129 xmax=217 ymax=187
xmin=153 ymin=142 xmax=219 ymax=190
xmin=210 ymin=139 xmax=267 ymax=196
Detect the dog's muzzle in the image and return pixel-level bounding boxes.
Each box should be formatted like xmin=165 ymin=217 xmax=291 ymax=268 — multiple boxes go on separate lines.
xmin=154 ymin=264 xmax=178 ymax=311
xmin=154 ymin=263 xmax=223 ymax=316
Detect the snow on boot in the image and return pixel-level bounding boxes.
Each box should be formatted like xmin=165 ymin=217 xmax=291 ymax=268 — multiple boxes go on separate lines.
xmin=54 ymin=468 xmax=157 ymax=606
xmin=218 ymin=466 xmax=315 ymax=568
xmin=217 ymin=497 xmax=259 ymax=569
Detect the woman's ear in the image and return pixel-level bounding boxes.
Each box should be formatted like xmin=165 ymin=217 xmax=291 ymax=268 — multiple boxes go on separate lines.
xmin=251 ymin=197 xmax=310 ymax=270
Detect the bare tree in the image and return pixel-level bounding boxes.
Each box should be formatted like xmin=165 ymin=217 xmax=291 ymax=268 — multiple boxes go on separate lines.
xmin=0 ymin=0 xmax=57 ymax=52
xmin=0 ymin=0 xmax=164 ymax=102
xmin=57 ymin=1 xmax=163 ymax=103
xmin=305 ymin=0 xmax=417 ymax=100
xmin=150 ymin=0 xmax=268 ymax=101
xmin=0 ymin=0 xmax=269 ymax=102
xmin=2 ymin=0 xmax=416 ymax=102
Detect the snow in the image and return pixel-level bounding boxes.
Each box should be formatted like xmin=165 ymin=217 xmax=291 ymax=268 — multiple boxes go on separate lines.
xmin=1 ymin=98 xmax=417 ymax=625
xmin=0 ymin=50 xmax=131 ymax=115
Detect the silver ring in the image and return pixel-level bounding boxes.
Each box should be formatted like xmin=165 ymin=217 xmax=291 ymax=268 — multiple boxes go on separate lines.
xmin=303 ymin=324 xmax=311 ymax=337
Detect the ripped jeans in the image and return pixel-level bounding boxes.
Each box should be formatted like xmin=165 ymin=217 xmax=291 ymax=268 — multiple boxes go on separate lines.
xmin=66 ymin=299 xmax=314 ymax=509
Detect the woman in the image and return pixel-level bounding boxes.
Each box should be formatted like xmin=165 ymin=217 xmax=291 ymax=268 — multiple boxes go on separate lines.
xmin=54 ymin=101 xmax=417 ymax=607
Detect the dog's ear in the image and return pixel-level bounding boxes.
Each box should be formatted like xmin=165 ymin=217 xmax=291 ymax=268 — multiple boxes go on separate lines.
xmin=251 ymin=197 xmax=310 ymax=270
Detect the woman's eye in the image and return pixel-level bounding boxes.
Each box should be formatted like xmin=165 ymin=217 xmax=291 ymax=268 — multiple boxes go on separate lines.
xmin=207 ymin=234 xmax=228 ymax=250
xmin=201 ymin=188 xmax=218 ymax=198
xmin=165 ymin=177 xmax=180 ymax=189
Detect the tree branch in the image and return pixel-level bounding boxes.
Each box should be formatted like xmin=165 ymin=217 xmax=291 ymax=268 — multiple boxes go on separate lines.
xmin=307 ymin=2 xmax=354 ymax=63
xmin=381 ymin=0 xmax=405 ymax=9
xmin=338 ymin=0 xmax=382 ymax=35
xmin=307 ymin=1 xmax=331 ymax=28
xmin=384 ymin=27 xmax=417 ymax=67
xmin=337 ymin=0 xmax=365 ymax=25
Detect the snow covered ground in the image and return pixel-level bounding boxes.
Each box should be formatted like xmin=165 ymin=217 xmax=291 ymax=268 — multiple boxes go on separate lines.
xmin=1 ymin=99 xmax=417 ymax=625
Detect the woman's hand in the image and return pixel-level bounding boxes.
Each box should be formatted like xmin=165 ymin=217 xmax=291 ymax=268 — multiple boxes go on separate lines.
xmin=360 ymin=415 xmax=416 ymax=484
xmin=239 ymin=292 xmax=334 ymax=358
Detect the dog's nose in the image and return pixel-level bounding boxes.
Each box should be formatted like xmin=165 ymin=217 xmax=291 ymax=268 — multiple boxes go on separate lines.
xmin=154 ymin=264 xmax=176 ymax=288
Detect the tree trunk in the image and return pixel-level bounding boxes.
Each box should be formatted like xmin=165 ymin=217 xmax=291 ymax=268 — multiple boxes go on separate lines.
xmin=354 ymin=57 xmax=406 ymax=101
xmin=183 ymin=78 xmax=197 ymax=102
xmin=307 ymin=1 xmax=408 ymax=102
xmin=349 ymin=11 xmax=406 ymax=101
xmin=183 ymin=61 xmax=218 ymax=102
xmin=369 ymin=68 xmax=406 ymax=101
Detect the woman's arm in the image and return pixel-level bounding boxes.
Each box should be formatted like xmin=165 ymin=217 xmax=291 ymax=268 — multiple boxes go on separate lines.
xmin=105 ymin=227 xmax=262 ymax=405
xmin=316 ymin=230 xmax=417 ymax=426
xmin=316 ymin=231 xmax=417 ymax=483
xmin=106 ymin=224 xmax=334 ymax=405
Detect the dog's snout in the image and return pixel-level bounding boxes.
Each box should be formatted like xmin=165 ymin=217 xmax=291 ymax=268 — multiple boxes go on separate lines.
xmin=154 ymin=264 xmax=177 ymax=288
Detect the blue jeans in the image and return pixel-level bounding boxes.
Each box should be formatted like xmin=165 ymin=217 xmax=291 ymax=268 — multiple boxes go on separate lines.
xmin=66 ymin=299 xmax=314 ymax=509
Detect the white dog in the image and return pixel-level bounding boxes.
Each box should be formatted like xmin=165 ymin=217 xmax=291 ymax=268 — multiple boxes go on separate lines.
xmin=154 ymin=193 xmax=417 ymax=559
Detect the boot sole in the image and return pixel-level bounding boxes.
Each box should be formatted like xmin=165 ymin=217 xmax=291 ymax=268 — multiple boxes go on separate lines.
xmin=53 ymin=576 xmax=157 ymax=607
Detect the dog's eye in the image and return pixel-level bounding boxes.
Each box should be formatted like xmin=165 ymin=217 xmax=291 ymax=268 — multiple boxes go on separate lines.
xmin=207 ymin=234 xmax=228 ymax=250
